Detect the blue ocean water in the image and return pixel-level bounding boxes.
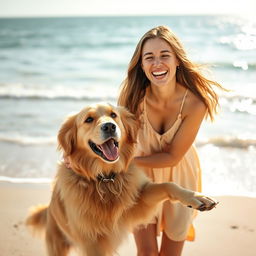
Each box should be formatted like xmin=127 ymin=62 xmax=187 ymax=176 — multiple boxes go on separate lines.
xmin=0 ymin=15 xmax=255 ymax=196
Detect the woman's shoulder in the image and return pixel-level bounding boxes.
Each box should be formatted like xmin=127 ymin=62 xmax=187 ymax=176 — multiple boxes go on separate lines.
xmin=184 ymin=89 xmax=207 ymax=117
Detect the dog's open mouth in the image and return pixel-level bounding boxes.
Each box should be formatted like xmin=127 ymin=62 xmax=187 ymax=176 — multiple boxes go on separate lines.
xmin=89 ymin=139 xmax=119 ymax=162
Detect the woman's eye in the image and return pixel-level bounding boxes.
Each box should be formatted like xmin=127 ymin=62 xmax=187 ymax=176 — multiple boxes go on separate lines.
xmin=85 ymin=117 xmax=94 ymax=123
xmin=162 ymin=55 xmax=170 ymax=58
xmin=110 ymin=112 xmax=117 ymax=118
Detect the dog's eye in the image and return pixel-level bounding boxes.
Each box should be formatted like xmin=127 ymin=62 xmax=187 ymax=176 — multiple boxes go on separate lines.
xmin=85 ymin=117 xmax=94 ymax=123
xmin=110 ymin=112 xmax=117 ymax=118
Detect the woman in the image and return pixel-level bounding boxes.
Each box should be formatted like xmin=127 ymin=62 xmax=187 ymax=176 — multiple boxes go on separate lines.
xmin=118 ymin=26 xmax=224 ymax=256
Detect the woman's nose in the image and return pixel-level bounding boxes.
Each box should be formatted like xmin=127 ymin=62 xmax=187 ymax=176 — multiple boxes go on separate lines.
xmin=153 ymin=57 xmax=161 ymax=66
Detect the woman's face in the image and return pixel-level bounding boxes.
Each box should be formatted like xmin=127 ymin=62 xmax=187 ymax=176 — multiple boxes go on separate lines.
xmin=141 ymin=37 xmax=179 ymax=88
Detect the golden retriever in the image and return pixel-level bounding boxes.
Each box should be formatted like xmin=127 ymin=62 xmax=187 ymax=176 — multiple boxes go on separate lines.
xmin=26 ymin=103 xmax=217 ymax=256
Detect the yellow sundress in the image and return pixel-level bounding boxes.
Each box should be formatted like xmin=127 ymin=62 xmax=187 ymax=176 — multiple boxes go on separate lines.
xmin=135 ymin=89 xmax=202 ymax=241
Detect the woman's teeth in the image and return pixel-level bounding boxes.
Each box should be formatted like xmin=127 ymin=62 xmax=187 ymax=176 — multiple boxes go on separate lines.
xmin=152 ymin=71 xmax=168 ymax=77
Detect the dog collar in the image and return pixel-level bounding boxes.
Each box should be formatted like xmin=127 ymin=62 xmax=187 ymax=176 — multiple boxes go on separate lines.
xmin=97 ymin=172 xmax=116 ymax=183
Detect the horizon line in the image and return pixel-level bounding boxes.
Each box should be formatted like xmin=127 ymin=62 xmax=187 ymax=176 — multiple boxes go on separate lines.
xmin=0 ymin=13 xmax=245 ymax=19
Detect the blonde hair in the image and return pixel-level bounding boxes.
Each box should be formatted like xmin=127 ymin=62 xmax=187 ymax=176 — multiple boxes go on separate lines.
xmin=118 ymin=25 xmax=225 ymax=121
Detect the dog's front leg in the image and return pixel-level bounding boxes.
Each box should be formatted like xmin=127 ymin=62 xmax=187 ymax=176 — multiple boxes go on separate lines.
xmin=141 ymin=182 xmax=217 ymax=211
xmin=126 ymin=182 xmax=217 ymax=230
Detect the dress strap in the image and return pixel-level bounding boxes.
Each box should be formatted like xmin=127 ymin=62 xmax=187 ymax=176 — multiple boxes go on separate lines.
xmin=143 ymin=95 xmax=146 ymax=113
xmin=179 ymin=89 xmax=188 ymax=116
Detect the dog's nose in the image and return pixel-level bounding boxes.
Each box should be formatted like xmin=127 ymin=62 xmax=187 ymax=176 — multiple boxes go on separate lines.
xmin=101 ymin=122 xmax=116 ymax=133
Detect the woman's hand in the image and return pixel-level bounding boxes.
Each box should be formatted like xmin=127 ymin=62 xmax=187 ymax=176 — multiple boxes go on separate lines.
xmin=63 ymin=155 xmax=72 ymax=169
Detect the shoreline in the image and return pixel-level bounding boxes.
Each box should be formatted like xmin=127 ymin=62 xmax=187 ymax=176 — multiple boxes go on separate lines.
xmin=1 ymin=141 xmax=255 ymax=197
xmin=1 ymin=181 xmax=256 ymax=256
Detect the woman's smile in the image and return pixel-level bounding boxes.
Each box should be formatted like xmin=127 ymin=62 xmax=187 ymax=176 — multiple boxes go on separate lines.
xmin=141 ymin=37 xmax=179 ymax=87
xmin=152 ymin=70 xmax=168 ymax=79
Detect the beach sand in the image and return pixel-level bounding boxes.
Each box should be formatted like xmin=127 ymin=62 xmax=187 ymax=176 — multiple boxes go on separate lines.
xmin=1 ymin=181 xmax=255 ymax=256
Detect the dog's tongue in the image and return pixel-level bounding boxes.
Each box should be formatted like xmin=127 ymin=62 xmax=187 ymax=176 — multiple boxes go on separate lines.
xmin=99 ymin=139 xmax=119 ymax=161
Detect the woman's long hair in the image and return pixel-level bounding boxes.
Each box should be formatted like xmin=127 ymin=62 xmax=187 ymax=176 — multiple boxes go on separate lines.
xmin=118 ymin=25 xmax=225 ymax=121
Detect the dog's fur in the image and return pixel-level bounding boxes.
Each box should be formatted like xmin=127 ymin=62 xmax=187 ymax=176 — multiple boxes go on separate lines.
xmin=26 ymin=103 xmax=216 ymax=256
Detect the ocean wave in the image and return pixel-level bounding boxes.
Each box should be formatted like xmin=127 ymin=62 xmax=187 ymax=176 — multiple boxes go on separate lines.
xmin=212 ymin=61 xmax=256 ymax=71
xmin=219 ymin=33 xmax=256 ymax=51
xmin=1 ymin=85 xmax=256 ymax=116
xmin=0 ymin=136 xmax=57 ymax=146
xmin=219 ymin=94 xmax=256 ymax=115
xmin=0 ymin=133 xmax=255 ymax=149
xmin=0 ymin=94 xmax=116 ymax=101
xmin=0 ymin=83 xmax=117 ymax=101
xmin=196 ymin=137 xmax=256 ymax=149
xmin=0 ymin=176 xmax=52 ymax=184
xmin=221 ymin=94 xmax=256 ymax=103
xmin=0 ymin=36 xmax=134 ymax=49
xmin=1 ymin=83 xmax=255 ymax=103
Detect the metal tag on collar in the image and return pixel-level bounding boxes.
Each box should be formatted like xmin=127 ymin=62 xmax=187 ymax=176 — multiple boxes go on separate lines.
xmin=102 ymin=177 xmax=114 ymax=183
xmin=98 ymin=172 xmax=116 ymax=183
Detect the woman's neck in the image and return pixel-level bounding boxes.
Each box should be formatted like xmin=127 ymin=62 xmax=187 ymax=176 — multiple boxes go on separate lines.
xmin=147 ymin=82 xmax=178 ymax=104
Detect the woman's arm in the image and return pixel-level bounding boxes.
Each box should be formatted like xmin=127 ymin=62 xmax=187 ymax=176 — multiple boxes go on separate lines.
xmin=134 ymin=100 xmax=206 ymax=168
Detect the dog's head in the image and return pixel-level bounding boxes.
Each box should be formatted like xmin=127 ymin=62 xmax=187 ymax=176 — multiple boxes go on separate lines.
xmin=58 ymin=103 xmax=139 ymax=180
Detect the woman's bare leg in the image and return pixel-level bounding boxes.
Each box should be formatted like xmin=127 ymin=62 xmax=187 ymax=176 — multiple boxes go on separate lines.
xmin=159 ymin=231 xmax=185 ymax=256
xmin=134 ymin=224 xmax=159 ymax=256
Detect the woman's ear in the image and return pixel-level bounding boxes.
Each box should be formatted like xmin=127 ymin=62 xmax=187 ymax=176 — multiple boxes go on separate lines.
xmin=57 ymin=114 xmax=77 ymax=155
xmin=176 ymin=58 xmax=180 ymax=67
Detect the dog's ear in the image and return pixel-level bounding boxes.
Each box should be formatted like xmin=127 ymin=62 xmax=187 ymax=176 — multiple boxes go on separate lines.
xmin=57 ymin=114 xmax=77 ymax=155
xmin=119 ymin=107 xmax=139 ymax=144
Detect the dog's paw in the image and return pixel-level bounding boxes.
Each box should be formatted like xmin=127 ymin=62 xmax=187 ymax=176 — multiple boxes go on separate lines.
xmin=187 ymin=193 xmax=218 ymax=211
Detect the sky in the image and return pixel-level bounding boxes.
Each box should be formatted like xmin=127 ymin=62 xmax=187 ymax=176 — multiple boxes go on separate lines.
xmin=0 ymin=0 xmax=255 ymax=17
